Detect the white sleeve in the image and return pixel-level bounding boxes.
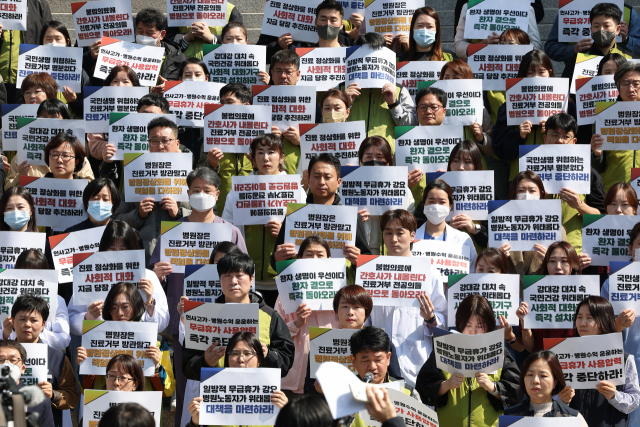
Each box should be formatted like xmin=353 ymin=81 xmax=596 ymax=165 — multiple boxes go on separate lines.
xmin=453 ymin=4 xmax=470 ymax=59
xmin=142 ymin=269 xmax=170 ymax=333
xmin=67 ymin=296 xmax=89 ymax=336
xmin=40 ymin=296 xmax=71 ymax=351
xmin=222 ymin=190 xmax=235 ymax=222
xmin=424 ymin=275 xmax=447 ymax=338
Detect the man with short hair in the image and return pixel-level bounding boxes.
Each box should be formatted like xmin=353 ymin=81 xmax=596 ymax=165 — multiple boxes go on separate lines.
xmin=9 ymin=296 xmax=78 ymax=427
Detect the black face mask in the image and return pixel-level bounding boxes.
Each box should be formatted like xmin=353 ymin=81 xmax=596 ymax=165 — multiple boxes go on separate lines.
xmin=317 ymin=24 xmax=340 ymax=41
xmin=363 ymin=160 xmax=388 ymax=166
xmin=592 ymin=30 xmax=616 ymax=49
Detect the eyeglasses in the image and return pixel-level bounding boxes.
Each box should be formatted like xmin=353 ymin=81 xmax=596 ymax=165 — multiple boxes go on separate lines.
xmin=0 ymin=357 xmax=21 ymax=364
xmin=105 ymin=374 xmax=134 ymax=383
xmin=49 ymin=152 xmax=75 ymax=161
xmin=228 ymin=351 xmax=256 ymax=360
xmin=110 ymin=304 xmax=132 ymax=313
xmin=546 ymin=132 xmax=575 ymax=142
xmin=417 ymin=104 xmax=443 ymax=113
xmin=149 ymin=138 xmax=176 ymax=147
xmin=621 ymin=80 xmax=640 ymax=89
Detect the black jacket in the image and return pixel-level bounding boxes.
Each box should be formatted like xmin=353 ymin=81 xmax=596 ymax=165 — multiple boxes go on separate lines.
xmin=505 ymin=396 xmax=580 ymax=417
xmin=182 ymin=291 xmax=295 ymax=380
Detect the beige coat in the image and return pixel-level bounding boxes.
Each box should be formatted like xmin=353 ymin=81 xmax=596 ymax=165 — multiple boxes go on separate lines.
xmin=4 ymin=155 xmax=95 ymax=190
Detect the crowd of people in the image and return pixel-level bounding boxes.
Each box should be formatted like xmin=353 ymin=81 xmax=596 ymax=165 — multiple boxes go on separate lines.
xmin=0 ymin=0 xmax=639 ymax=427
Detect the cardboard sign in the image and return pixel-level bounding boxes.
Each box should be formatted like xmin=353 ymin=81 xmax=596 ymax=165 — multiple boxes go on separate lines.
xmin=544 ymin=333 xmax=625 ymax=389
xmin=582 ymin=215 xmax=635 ymax=266
xmin=297 ymin=121 xmax=364 ymax=173
xmin=94 ymin=37 xmax=164 ymax=87
xmin=72 ymin=250 xmax=145 ymax=306
xmin=345 ymin=44 xmax=396 ymax=89
xmin=364 ymin=0 xmax=423 ymax=36
xmin=420 ymin=80 xmax=484 ymax=126
xmin=203 ymin=44 xmax=267 ymax=87
xmin=283 ymin=203 xmax=358 ymax=258
xmin=275 ymin=258 xmax=347 ymax=314
xmin=570 ymin=53 xmax=601 ymax=94
xmin=164 ymin=81 xmax=222 ymax=127
xmin=309 ymin=327 xmax=356 ymax=378
xmin=20 ymin=176 xmax=88 ymax=229
xmin=558 ymin=0 xmax=624 ymax=43
xmin=49 ymin=227 xmax=106 ymax=283
xmin=71 ymin=0 xmax=134 ymax=46
xmin=231 ymin=174 xmax=304 ymax=225
xmin=487 ymin=200 xmax=562 ymax=251
xmin=252 ymin=85 xmax=316 ymax=130
xmin=0 ymin=269 xmax=58 ymax=322
xmin=355 ymin=255 xmax=433 ymax=307
xmin=109 ymin=113 xmax=177 ymax=161
xmin=17 ymin=45 xmax=83 ymax=92
xmin=0 ymin=232 xmax=45 ymax=270
xmin=396 ymin=61 xmax=447 ymax=102
xmin=84 ymin=86 xmax=150 ymax=133
xmin=518 ymin=144 xmax=591 ymax=194
xmin=467 ymin=44 xmax=533 ymax=91
xmin=16 ymin=117 xmax=85 ymax=166
xmin=447 ymin=273 xmax=520 ymax=326
xmin=0 ymin=0 xmax=27 ymax=30
xmin=166 ymin=0 xmax=227 ymax=26
xmin=297 ymin=47 xmax=347 ymax=91
xmin=464 ymin=0 xmax=530 ymax=39
xmin=394 ymin=126 xmax=464 ymax=173
xmin=411 ymin=240 xmax=470 ymax=282
xmin=1 ymin=104 xmax=38 ymax=151
xmin=159 ymin=221 xmax=232 ymax=274
xmin=22 ymin=343 xmax=48 ymax=386
xmin=424 ymin=171 xmax=494 ymax=220
xmin=203 ymin=104 xmax=272 ymax=153
xmin=522 ymin=275 xmax=600 ymax=329
xmin=184 ymin=264 xmax=221 ymax=303
xmin=506 ymin=77 xmax=570 ymax=125
xmin=575 ymin=76 xmax=618 ymax=127
xmin=338 ymin=166 xmax=408 ymax=215
xmin=260 ymin=0 xmax=319 ymax=43
xmin=608 ymin=261 xmax=640 ymax=314
xmin=123 ymin=152 xmax=192 ymax=202
xmin=433 ymin=328 xmax=504 ymax=377
xmin=595 ymin=101 xmax=640 ymax=150
xmin=83 ymin=390 xmax=162 ymax=427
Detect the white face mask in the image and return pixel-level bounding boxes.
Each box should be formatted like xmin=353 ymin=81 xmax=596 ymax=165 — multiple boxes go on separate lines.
xmin=189 ymin=193 xmax=216 ymax=212
xmin=182 ymin=77 xmax=207 ymax=82
xmin=423 ymin=204 xmax=450 ymax=225
xmin=634 ymin=252 xmax=640 ymax=262
xmin=0 ymin=362 xmax=21 ymax=383
xmin=516 ymin=192 xmax=540 ymax=200
xmin=136 ymin=34 xmax=159 ymax=46
xmin=44 ymin=42 xmax=66 ymax=47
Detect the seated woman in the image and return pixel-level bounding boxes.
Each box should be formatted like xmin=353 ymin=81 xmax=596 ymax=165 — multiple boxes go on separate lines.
xmin=64 ymin=177 xmax=119 ymax=232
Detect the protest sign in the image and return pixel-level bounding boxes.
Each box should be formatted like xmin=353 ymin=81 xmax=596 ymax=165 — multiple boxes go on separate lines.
xmin=21 ymin=343 xmax=48 ymax=386
xmin=252 ymin=85 xmax=316 ymax=130
xmin=364 ymin=0 xmax=422 ymax=36
xmin=500 ymin=416 xmax=580 ymax=427
xmin=518 ymin=144 xmax=591 ymax=194
xmin=522 ymin=275 xmax=600 ymax=328
xmin=20 ymin=176 xmax=88 ymax=229
xmin=261 ymin=0 xmax=318 ymax=43
xmin=16 ymin=117 xmax=85 ymax=166
xmin=447 ymin=273 xmax=520 ymax=326
xmin=506 ymin=77 xmax=570 ymax=125
xmin=396 ymin=61 xmax=447 ymax=102
xmin=49 ymin=227 xmax=106 ymax=283
xmin=17 ymin=45 xmax=83 ymax=93
xmin=80 ymin=320 xmax=158 ymax=376
xmin=433 ymin=328 xmax=504 ymax=377
xmin=297 ymin=121 xmax=364 ymax=173
xmin=419 ymin=80 xmax=484 ymax=126
xmin=411 ymin=240 xmax=470 ymax=282
xmin=1 ymin=104 xmax=38 ymax=151
xmin=488 ymin=200 xmax=562 ymax=251
xmin=83 ymin=390 xmax=162 ymax=427
xmin=109 ymin=113 xmax=177 ymax=161
xmin=275 ymin=258 xmax=347 ymax=314
xmin=283 ymin=203 xmax=358 ymax=258
xmin=607 ymin=261 xmax=640 ymax=314
xmin=544 ymin=333 xmax=625 ymax=388
xmin=360 ymin=389 xmax=439 ymax=427
xmin=123 ymin=152 xmax=192 ymax=203
xmin=308 ymin=327 xmax=356 ymax=378
xmin=0 ymin=0 xmax=26 ymax=30
xmin=203 ymin=44 xmax=267 ymax=87
xmin=94 ymin=37 xmax=164 ymax=87
xmin=231 ymin=174 xmax=304 ymax=225
xmin=159 ymin=221 xmax=232 ymax=274
xmin=345 ymin=44 xmax=396 ymax=88
xmin=84 ymin=86 xmax=149 ymax=133
xmin=0 ymin=232 xmax=45 ymax=270
xmin=199 ymin=367 xmax=281 ymax=425
xmin=203 ymin=104 xmax=271 ymax=153
xmin=71 ymin=0 xmax=134 ymax=47
xmin=467 ymin=44 xmax=533 ymax=91
xmin=337 ymin=0 xmax=363 ymax=17
xmin=576 ymin=76 xmax=618 ymax=126
xmin=184 ymin=300 xmax=259 ymax=350
xmin=582 ymin=215 xmax=636 ymax=266
xmin=424 ymin=171 xmax=494 ymax=220
xmin=166 ymin=0 xmax=227 ymax=27
xmin=297 ymin=47 xmax=346 ymax=91
xmin=184 ymin=264 xmax=221 ymax=303
xmin=0 ymin=269 xmax=58 ymax=321
xmin=72 ymin=250 xmax=145 ymax=306
xmin=338 ymin=166 xmax=408 ymax=215
xmin=570 ymin=53 xmax=601 ymax=94
xmin=355 ymin=255 xmax=432 ymax=307
xmin=464 ymin=0 xmax=530 ymax=39
xmin=595 ymin=101 xmax=640 ymax=150
xmin=558 ymin=0 xmax=624 ymax=43
xmin=632 ymin=168 xmax=640 ymax=208
xmin=164 ymin=81 xmax=222 ymax=127
xmin=394 ymin=126 xmax=464 ymax=173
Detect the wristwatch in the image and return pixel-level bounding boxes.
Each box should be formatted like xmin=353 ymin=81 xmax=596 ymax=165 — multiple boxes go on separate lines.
xmin=427 ymin=315 xmax=437 ymax=325
xmin=475 ymin=224 xmax=481 ymax=232
xmin=508 ymin=336 xmax=517 ymax=345
xmin=145 ymin=298 xmax=156 ymax=307
xmin=388 ymin=101 xmax=400 ymax=109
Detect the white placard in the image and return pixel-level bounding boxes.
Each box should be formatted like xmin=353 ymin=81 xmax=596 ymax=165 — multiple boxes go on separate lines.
xmin=17 ymin=45 xmax=83 ymax=92
xmin=1 ymin=104 xmax=38 ymax=151
xmin=522 ymin=275 xmax=600 ymax=329
xmin=123 ymin=152 xmax=192 ymax=203
xmin=518 ymin=144 xmax=591 ymax=194
xmin=72 ymin=250 xmax=145 ymax=306
xmin=203 ymin=44 xmax=267 ymax=87
xmin=365 ymin=0 xmax=423 ymax=36
xmin=203 ymin=104 xmax=272 ymax=153
xmin=424 ymin=171 xmax=495 ymax=220
xmin=94 ymin=37 xmax=164 ymax=87
xmin=500 ymin=416 xmax=580 ymax=427
xmin=575 ymin=75 xmax=618 ymax=127
xmin=395 ymin=126 xmax=464 ymax=173
xmin=338 ymin=166 xmax=408 ymax=215
xmin=0 ymin=232 xmax=45 ymax=270
xmin=582 ymin=215 xmax=635 ymax=266
xmin=71 ymin=0 xmax=135 ymax=47
xmin=49 ymin=227 xmax=106 ymax=283
xmin=0 ymin=0 xmax=26 ymax=30
xmin=487 ymin=200 xmax=562 ymax=251
xmin=0 ymin=269 xmax=58 ymax=322
xmin=83 ymin=390 xmax=162 ymax=427
xmin=184 ymin=300 xmax=259 ymax=350
xmin=308 ymin=327 xmax=356 ymax=378
xmin=558 ymin=0 xmax=624 ymax=43
xmin=164 ymin=81 xmax=222 ymax=127
xmin=109 ymin=113 xmax=177 ymax=161
xmin=84 ymin=86 xmax=150 ymax=133
xmin=434 ymin=328 xmax=504 ymax=377
xmin=360 ymin=389 xmax=439 ymax=427
xmin=570 ymin=53 xmax=601 ymax=94
xmin=231 ymin=174 xmax=305 ymax=225
xmin=16 ymin=117 xmax=85 ymax=166
xmin=411 ymin=240 xmax=470 ymax=282
xmin=345 ymin=44 xmax=396 ymax=89
xmin=464 ymin=0 xmax=530 ymax=39
xmin=252 ymin=85 xmax=316 ymax=130
xmin=425 ymin=80 xmax=484 ymax=126
xmin=166 ymin=0 xmax=227 ymax=27
xmin=396 ymin=61 xmax=447 ymax=102
xmin=467 ymin=44 xmax=533 ymax=91
xmin=297 ymin=47 xmax=347 ymax=91
xmin=297 ymin=121 xmax=364 ymax=173
xmin=608 ymin=261 xmax=640 ymax=314
xmin=21 ymin=176 xmax=88 ymax=229
xmin=595 ymin=101 xmax=640 ymax=151
xmin=184 ymin=264 xmax=221 ymax=303
xmin=506 ymin=77 xmax=570 ymax=126
xmin=22 ymin=343 xmax=48 ymax=386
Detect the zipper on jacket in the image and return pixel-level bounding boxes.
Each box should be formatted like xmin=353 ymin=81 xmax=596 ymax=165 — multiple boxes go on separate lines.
xmin=467 ymin=378 xmax=472 ymax=427
xmin=367 ymin=89 xmax=372 ymax=135
xmin=261 ymin=225 xmax=266 ymax=279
